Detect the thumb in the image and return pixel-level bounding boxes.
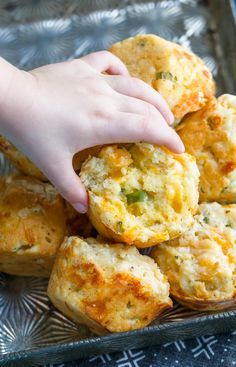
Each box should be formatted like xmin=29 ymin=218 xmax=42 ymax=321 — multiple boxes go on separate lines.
xmin=44 ymin=159 xmax=88 ymax=213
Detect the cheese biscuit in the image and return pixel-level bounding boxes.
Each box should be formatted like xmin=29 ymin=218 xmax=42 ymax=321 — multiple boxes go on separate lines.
xmin=110 ymin=34 xmax=215 ymax=123
xmin=151 ymin=202 xmax=236 ymax=311
xmin=48 ymin=236 xmax=172 ymax=334
xmin=178 ymin=94 xmax=236 ymax=203
xmin=80 ymin=143 xmax=199 ymax=248
xmin=0 ymin=175 xmax=67 ymax=277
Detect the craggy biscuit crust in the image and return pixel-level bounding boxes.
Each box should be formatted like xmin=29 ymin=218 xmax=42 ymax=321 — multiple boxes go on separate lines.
xmin=0 ymin=175 xmax=67 ymax=277
xmin=177 ymin=94 xmax=236 ymax=203
xmin=151 ymin=202 xmax=236 ymax=311
xmin=48 ymin=236 xmax=172 ymax=334
xmin=109 ymin=34 xmax=215 ymax=122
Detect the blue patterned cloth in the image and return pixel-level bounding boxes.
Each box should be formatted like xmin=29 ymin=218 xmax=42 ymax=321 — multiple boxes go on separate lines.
xmin=46 ymin=331 xmax=236 ymax=367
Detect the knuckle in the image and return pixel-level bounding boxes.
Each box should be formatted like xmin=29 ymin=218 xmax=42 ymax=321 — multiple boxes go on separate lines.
xmin=144 ymin=103 xmax=156 ymax=118
xmin=116 ymin=75 xmax=130 ymax=88
xmin=99 ymin=50 xmax=112 ymax=59
xmin=66 ymin=59 xmax=90 ymax=75
xmin=131 ymin=77 xmax=144 ymax=88
xmin=87 ymin=77 xmax=111 ymax=95
xmin=138 ymin=116 xmax=154 ymax=138
xmin=66 ymin=59 xmax=81 ymax=70
xmin=87 ymin=81 xmax=102 ymax=95
xmin=94 ymin=99 xmax=115 ymax=120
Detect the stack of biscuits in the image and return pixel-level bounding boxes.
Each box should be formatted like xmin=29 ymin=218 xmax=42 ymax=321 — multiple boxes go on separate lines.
xmin=0 ymin=34 xmax=235 ymax=335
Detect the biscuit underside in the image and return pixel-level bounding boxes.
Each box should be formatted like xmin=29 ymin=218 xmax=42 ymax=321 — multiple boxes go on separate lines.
xmin=172 ymin=294 xmax=236 ymax=311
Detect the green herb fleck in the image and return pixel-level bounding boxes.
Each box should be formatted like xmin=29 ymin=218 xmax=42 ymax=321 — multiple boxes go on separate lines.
xmin=156 ymin=71 xmax=178 ymax=83
xmin=175 ymin=256 xmax=179 ymax=260
xmin=127 ymin=301 xmax=132 ymax=308
xmin=203 ymin=216 xmax=210 ymax=224
xmin=126 ymin=190 xmax=148 ymax=205
xmin=138 ymin=40 xmax=146 ymax=47
xmin=226 ymin=223 xmax=232 ymax=228
xmin=121 ymin=186 xmax=127 ymax=194
xmin=125 ymin=143 xmax=135 ymax=151
xmin=221 ymin=186 xmax=228 ymax=193
xmin=117 ymin=221 xmax=124 ymax=233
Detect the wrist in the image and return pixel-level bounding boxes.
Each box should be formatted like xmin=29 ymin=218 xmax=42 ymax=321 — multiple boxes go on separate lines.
xmin=0 ymin=57 xmax=17 ymax=109
xmin=0 ymin=58 xmax=35 ymax=141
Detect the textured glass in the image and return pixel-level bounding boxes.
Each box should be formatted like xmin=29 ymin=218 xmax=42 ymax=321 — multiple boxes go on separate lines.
xmin=0 ymin=0 xmax=235 ymax=365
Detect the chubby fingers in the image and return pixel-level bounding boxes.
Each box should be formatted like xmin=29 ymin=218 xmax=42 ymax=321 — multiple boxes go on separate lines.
xmin=97 ymin=111 xmax=184 ymax=154
xmin=81 ymin=51 xmax=129 ymax=76
xmin=43 ymin=159 xmax=88 ymax=213
xmin=106 ymin=75 xmax=174 ymax=125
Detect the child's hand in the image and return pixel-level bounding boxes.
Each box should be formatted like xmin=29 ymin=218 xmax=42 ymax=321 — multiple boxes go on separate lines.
xmin=0 ymin=52 xmax=184 ymax=213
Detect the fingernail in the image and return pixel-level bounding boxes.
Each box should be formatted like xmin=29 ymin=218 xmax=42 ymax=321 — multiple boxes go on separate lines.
xmin=73 ymin=202 xmax=88 ymax=214
xmin=178 ymin=140 xmax=185 ymax=153
xmin=168 ymin=111 xmax=175 ymax=125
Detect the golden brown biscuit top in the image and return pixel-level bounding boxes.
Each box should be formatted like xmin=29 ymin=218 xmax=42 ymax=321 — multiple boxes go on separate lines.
xmin=62 ymin=236 xmax=170 ymax=294
xmin=0 ymin=175 xmax=67 ymax=255
xmin=109 ymin=34 xmax=215 ymax=121
xmin=48 ymin=236 xmax=172 ymax=333
xmin=152 ymin=202 xmax=236 ymax=302
xmin=177 ymin=94 xmax=236 ymax=202
xmin=0 ymin=135 xmax=47 ymax=181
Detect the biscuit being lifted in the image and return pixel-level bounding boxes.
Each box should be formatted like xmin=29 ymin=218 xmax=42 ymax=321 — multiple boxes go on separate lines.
xmin=177 ymin=94 xmax=236 ymax=203
xmin=47 ymin=236 xmax=172 ymax=334
xmin=151 ymin=202 xmax=236 ymax=311
xmin=80 ymin=144 xmax=199 ymax=248
xmin=109 ymin=34 xmax=215 ymax=122
xmin=0 ymin=175 xmax=67 ymax=277
xmin=0 ymin=135 xmax=101 ymax=180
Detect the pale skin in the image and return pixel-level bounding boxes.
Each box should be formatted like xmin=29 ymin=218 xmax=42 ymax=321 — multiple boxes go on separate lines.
xmin=0 ymin=51 xmax=184 ymax=213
